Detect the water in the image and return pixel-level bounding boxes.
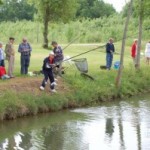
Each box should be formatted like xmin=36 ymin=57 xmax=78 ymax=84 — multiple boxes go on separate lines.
xmin=0 ymin=95 xmax=150 ymax=150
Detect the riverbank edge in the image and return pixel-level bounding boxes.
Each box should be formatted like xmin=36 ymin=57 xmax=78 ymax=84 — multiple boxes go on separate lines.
xmin=0 ymin=67 xmax=150 ymax=121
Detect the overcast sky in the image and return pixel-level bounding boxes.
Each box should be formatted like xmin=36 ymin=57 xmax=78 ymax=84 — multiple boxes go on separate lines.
xmin=103 ymin=0 xmax=129 ymax=12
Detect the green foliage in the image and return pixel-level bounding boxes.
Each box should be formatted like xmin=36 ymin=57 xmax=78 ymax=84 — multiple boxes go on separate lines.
xmin=0 ymin=0 xmax=35 ymax=22
xmin=76 ymin=0 xmax=116 ymax=19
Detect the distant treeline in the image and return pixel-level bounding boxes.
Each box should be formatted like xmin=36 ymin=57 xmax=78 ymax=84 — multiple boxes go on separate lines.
xmin=0 ymin=0 xmax=116 ymax=22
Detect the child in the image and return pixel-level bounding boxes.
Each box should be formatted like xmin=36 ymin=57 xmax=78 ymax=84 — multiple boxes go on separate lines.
xmin=0 ymin=42 xmax=5 ymax=67
xmin=40 ymin=52 xmax=57 ymax=93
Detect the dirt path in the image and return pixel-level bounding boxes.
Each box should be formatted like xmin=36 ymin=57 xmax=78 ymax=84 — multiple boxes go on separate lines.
xmin=0 ymin=76 xmax=69 ymax=95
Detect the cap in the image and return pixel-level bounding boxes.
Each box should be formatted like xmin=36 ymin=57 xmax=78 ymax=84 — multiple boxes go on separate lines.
xmin=49 ymin=51 xmax=54 ymax=55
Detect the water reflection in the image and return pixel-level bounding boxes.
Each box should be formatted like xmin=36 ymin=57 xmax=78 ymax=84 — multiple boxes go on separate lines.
xmin=0 ymin=97 xmax=150 ymax=150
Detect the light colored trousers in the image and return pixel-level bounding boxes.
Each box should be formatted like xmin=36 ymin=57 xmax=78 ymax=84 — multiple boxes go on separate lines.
xmin=8 ymin=55 xmax=15 ymax=77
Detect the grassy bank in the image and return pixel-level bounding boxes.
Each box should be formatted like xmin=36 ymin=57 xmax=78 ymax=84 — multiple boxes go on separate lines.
xmin=0 ymin=44 xmax=150 ymax=121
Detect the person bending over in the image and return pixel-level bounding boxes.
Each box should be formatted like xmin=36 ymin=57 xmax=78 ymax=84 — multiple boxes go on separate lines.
xmin=40 ymin=52 xmax=57 ymax=93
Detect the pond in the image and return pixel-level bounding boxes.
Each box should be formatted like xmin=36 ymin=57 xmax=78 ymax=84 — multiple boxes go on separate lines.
xmin=0 ymin=95 xmax=150 ymax=150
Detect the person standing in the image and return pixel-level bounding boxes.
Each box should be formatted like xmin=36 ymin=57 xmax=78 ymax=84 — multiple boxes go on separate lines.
xmin=40 ymin=52 xmax=57 ymax=93
xmin=5 ymin=37 xmax=15 ymax=78
xmin=18 ymin=38 xmax=32 ymax=75
xmin=131 ymin=39 xmax=138 ymax=65
xmin=106 ymin=38 xmax=115 ymax=70
xmin=0 ymin=42 xmax=5 ymax=67
xmin=51 ymin=41 xmax=64 ymax=77
xmin=145 ymin=41 xmax=150 ymax=65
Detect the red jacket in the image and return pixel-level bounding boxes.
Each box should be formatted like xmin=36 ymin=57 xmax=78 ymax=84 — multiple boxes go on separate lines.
xmin=0 ymin=66 xmax=6 ymax=78
xmin=131 ymin=43 xmax=137 ymax=58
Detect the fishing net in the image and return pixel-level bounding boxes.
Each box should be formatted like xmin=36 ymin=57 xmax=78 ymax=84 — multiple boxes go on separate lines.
xmin=72 ymin=58 xmax=88 ymax=73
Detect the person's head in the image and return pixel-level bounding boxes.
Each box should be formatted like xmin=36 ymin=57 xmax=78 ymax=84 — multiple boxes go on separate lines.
xmin=134 ymin=39 xmax=138 ymax=44
xmin=22 ymin=37 xmax=27 ymax=43
xmin=49 ymin=51 xmax=54 ymax=59
xmin=51 ymin=41 xmax=58 ymax=48
xmin=0 ymin=42 xmax=3 ymax=48
xmin=109 ymin=38 xmax=113 ymax=44
xmin=9 ymin=37 xmax=15 ymax=44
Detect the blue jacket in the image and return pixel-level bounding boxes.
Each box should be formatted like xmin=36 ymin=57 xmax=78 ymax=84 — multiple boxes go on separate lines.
xmin=106 ymin=43 xmax=115 ymax=53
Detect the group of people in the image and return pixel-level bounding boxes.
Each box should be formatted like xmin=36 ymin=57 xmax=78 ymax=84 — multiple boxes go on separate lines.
xmin=0 ymin=37 xmax=32 ymax=78
xmin=0 ymin=38 xmax=63 ymax=93
xmin=105 ymin=38 xmax=150 ymax=70
xmin=131 ymin=39 xmax=150 ymax=65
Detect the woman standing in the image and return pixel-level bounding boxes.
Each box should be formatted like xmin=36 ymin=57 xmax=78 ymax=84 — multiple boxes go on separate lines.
xmin=145 ymin=41 xmax=150 ymax=65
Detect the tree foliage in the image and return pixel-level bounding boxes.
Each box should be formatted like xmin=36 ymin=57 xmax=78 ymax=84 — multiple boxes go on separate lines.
xmin=28 ymin=0 xmax=78 ymax=48
xmin=0 ymin=0 xmax=35 ymax=22
xmin=76 ymin=0 xmax=116 ymax=19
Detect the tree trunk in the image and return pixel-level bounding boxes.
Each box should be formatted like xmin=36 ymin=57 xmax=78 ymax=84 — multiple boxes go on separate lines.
xmin=135 ymin=0 xmax=143 ymax=69
xmin=115 ymin=0 xmax=133 ymax=88
xmin=43 ymin=7 xmax=49 ymax=49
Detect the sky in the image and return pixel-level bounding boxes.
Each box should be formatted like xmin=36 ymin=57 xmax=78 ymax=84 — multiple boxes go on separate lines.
xmin=103 ymin=0 xmax=129 ymax=12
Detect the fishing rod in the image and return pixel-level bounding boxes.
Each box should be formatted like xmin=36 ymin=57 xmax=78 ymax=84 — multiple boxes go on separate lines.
xmin=63 ymin=32 xmax=86 ymax=51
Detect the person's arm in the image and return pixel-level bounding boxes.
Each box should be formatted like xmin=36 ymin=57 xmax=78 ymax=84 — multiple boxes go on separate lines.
xmin=28 ymin=43 xmax=32 ymax=52
xmin=18 ymin=44 xmax=22 ymax=53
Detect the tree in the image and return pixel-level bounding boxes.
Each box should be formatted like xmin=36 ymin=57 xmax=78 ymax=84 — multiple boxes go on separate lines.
xmin=0 ymin=0 xmax=35 ymax=22
xmin=135 ymin=0 xmax=150 ymax=69
xmin=29 ymin=0 xmax=77 ymax=48
xmin=116 ymin=0 xmax=133 ymax=88
xmin=76 ymin=0 xmax=116 ymax=19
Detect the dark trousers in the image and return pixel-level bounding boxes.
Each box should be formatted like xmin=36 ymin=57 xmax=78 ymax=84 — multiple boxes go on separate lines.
xmin=106 ymin=53 xmax=113 ymax=69
xmin=21 ymin=55 xmax=30 ymax=74
xmin=41 ymin=70 xmax=55 ymax=90
xmin=0 ymin=60 xmax=5 ymax=67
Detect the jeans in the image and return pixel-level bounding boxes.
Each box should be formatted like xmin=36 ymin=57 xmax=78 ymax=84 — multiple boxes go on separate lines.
xmin=21 ymin=55 xmax=30 ymax=74
xmin=106 ymin=53 xmax=113 ymax=69
xmin=41 ymin=70 xmax=55 ymax=90
xmin=0 ymin=60 xmax=5 ymax=67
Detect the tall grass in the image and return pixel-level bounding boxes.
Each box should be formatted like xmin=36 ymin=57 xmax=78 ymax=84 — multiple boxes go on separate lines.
xmin=0 ymin=15 xmax=150 ymax=44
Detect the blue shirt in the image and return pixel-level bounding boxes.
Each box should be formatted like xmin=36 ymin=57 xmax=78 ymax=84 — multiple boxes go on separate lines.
xmin=18 ymin=42 xmax=32 ymax=56
xmin=0 ymin=48 xmax=4 ymax=60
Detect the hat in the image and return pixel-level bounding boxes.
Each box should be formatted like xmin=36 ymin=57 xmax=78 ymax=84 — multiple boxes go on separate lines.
xmin=49 ymin=51 xmax=54 ymax=55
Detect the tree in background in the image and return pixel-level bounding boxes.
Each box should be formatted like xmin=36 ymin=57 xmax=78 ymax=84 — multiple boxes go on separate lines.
xmin=0 ymin=0 xmax=35 ymax=22
xmin=76 ymin=0 xmax=116 ymax=19
xmin=135 ymin=0 xmax=150 ymax=69
xmin=29 ymin=0 xmax=77 ymax=48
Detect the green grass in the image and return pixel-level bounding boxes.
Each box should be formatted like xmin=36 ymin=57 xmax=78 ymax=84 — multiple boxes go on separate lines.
xmin=0 ymin=43 xmax=150 ymax=121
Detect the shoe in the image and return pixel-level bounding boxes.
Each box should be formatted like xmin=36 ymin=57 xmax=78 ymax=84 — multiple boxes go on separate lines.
xmin=51 ymin=89 xmax=57 ymax=93
xmin=45 ymin=82 xmax=48 ymax=85
xmin=51 ymin=82 xmax=58 ymax=86
xmin=54 ymin=78 xmax=58 ymax=81
xmin=40 ymin=86 xmax=45 ymax=91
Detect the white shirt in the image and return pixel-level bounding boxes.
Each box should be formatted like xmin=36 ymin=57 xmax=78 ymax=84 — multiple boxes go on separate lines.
xmin=145 ymin=43 xmax=150 ymax=53
xmin=0 ymin=48 xmax=4 ymax=60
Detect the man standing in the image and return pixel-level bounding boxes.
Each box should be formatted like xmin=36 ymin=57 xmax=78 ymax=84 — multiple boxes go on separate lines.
xmin=18 ymin=38 xmax=32 ymax=75
xmin=5 ymin=37 xmax=15 ymax=78
xmin=131 ymin=39 xmax=138 ymax=65
xmin=51 ymin=41 xmax=64 ymax=77
xmin=106 ymin=38 xmax=115 ymax=70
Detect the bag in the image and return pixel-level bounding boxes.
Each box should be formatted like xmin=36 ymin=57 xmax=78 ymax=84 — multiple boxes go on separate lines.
xmin=0 ymin=66 xmax=6 ymax=78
